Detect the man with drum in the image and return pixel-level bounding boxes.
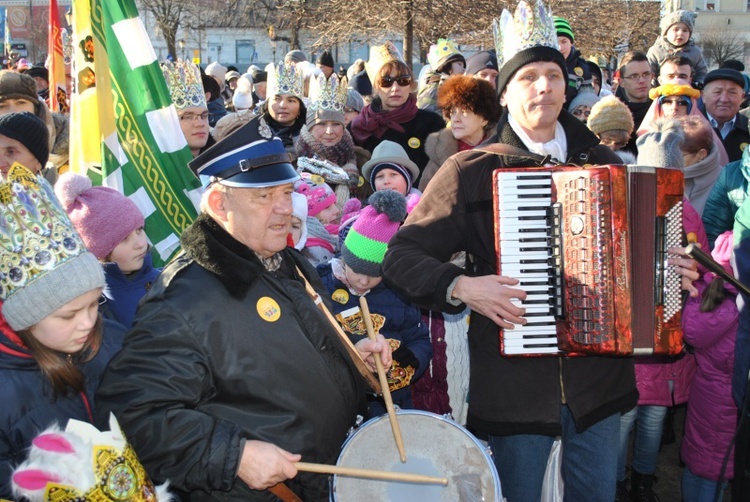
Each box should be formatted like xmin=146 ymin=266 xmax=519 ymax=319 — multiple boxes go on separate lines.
xmin=382 ymin=1 xmax=699 ymax=500
xmin=95 ymin=119 xmax=391 ymax=501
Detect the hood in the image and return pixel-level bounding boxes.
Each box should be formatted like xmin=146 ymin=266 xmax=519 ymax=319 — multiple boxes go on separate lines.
xmin=0 ymin=309 xmax=36 ymax=370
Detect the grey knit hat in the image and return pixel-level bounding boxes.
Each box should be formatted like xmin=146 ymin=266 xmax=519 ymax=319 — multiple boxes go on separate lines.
xmin=0 ymin=169 xmax=105 ymax=331
xmin=636 ymin=118 xmax=685 ymax=169
xmin=568 ymin=91 xmax=601 ymax=113
xmin=0 ymin=70 xmax=39 ymax=105
xmin=660 ymin=9 xmax=696 ymax=36
xmin=345 ymin=89 xmax=365 ymax=113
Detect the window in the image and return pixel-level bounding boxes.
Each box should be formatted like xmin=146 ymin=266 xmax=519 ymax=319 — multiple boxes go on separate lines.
xmin=236 ymin=40 xmax=255 ymax=66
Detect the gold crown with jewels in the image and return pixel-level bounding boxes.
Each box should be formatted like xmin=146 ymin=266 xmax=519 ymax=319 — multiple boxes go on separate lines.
xmin=161 ymin=59 xmax=207 ymax=110
xmin=267 ymin=61 xmax=305 ymax=100
xmin=0 ymin=164 xmax=87 ymax=300
xmin=427 ymin=38 xmax=462 ymax=72
xmin=308 ymin=73 xmax=347 ymax=115
xmin=493 ymin=0 xmax=558 ymax=69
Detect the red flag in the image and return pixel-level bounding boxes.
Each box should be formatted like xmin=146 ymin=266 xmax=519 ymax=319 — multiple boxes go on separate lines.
xmin=48 ymin=0 xmax=68 ymax=113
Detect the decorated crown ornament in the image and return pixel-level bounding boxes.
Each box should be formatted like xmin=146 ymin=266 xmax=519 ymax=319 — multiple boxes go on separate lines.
xmin=493 ymin=0 xmax=558 ymax=69
xmin=365 ymin=42 xmax=405 ymax=86
xmin=0 ymin=164 xmax=87 ymax=302
xmin=161 ymin=59 xmax=207 ymax=110
xmin=12 ymin=413 xmax=174 ymax=502
xmin=427 ymin=38 xmax=463 ymax=73
xmin=306 ymin=73 xmax=347 ymax=126
xmin=267 ymin=61 xmax=305 ymax=100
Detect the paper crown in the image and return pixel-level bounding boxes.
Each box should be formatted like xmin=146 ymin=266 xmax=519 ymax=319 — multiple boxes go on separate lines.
xmin=427 ymin=38 xmax=463 ymax=72
xmin=365 ymin=42 xmax=404 ymax=86
xmin=307 ymin=73 xmax=347 ymax=125
xmin=12 ymin=414 xmax=173 ymax=502
xmin=0 ymin=164 xmax=89 ymax=302
xmin=267 ymin=61 xmax=305 ymax=100
xmin=493 ymin=0 xmax=558 ymax=70
xmin=161 ymin=59 xmax=207 ymax=110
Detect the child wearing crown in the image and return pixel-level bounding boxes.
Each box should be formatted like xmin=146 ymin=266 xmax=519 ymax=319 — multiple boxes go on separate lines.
xmin=54 ymin=172 xmax=159 ymax=328
xmin=0 ymin=164 xmax=126 ymax=498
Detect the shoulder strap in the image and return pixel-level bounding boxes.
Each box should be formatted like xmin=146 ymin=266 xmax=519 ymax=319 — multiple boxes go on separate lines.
xmin=472 ymin=143 xmax=564 ymax=166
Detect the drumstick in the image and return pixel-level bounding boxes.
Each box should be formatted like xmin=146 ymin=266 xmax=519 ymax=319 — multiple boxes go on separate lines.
xmin=359 ymin=296 xmax=407 ymax=463
xmin=296 ymin=461 xmax=448 ymax=486
xmin=295 ymin=266 xmax=382 ymax=394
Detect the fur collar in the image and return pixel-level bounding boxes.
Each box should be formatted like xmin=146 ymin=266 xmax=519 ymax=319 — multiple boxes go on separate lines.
xmin=181 ymin=213 xmax=302 ymax=299
xmin=425 ymin=128 xmax=459 ymax=167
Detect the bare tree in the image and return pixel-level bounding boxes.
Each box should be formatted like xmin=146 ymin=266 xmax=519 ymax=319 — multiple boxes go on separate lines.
xmin=698 ymin=22 xmax=745 ymax=67
xmin=138 ymin=0 xmax=188 ymax=59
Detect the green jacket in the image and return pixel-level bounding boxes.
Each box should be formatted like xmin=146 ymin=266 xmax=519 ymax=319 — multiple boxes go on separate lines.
xmin=702 ymin=147 xmax=750 ymax=248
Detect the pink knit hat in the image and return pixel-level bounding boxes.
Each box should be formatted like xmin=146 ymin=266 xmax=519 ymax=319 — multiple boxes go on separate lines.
xmin=294 ymin=172 xmax=336 ymax=217
xmin=54 ymin=172 xmax=145 ymax=260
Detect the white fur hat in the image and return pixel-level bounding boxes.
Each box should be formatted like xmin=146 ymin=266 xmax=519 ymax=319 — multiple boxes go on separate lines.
xmin=291 ymin=192 xmax=309 ymax=250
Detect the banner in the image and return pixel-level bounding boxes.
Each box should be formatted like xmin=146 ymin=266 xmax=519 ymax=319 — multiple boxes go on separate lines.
xmin=69 ymin=0 xmax=201 ymax=266
xmin=48 ymin=0 xmax=67 ymax=112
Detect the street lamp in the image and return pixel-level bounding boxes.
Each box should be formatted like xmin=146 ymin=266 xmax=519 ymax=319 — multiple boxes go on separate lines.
xmin=178 ymin=39 xmax=185 ymax=60
xmin=268 ymin=25 xmax=277 ymax=64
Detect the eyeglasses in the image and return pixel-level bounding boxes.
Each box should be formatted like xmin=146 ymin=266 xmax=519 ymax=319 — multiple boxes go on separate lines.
xmin=659 ymin=97 xmax=689 ymax=107
xmin=448 ymin=107 xmax=473 ymax=118
xmin=571 ymin=108 xmax=591 ymax=118
xmin=179 ymin=112 xmax=210 ymax=122
xmin=380 ymin=75 xmax=412 ymax=88
xmin=622 ymin=71 xmax=652 ymax=82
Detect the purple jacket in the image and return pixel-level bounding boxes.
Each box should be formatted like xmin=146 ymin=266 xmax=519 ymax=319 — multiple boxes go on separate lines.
xmin=681 ymin=280 xmax=738 ymax=480
xmin=634 ymin=199 xmax=706 ymax=406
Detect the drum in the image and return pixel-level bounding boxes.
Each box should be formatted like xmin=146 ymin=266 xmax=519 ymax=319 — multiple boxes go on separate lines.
xmin=331 ymin=410 xmax=503 ymax=501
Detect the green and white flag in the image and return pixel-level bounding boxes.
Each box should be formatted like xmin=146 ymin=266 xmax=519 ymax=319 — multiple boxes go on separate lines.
xmin=70 ymin=0 xmax=201 ymax=267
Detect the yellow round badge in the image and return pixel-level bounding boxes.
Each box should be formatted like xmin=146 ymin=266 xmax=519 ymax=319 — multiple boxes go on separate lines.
xmin=574 ymin=67 xmax=584 ymax=77
xmin=357 ymin=175 xmax=365 ymax=188
xmin=256 ymin=297 xmax=281 ymax=322
xmin=310 ymin=174 xmax=326 ymax=185
xmin=407 ymin=137 xmax=421 ymax=149
xmin=332 ymin=288 xmax=350 ymax=304
xmin=741 ymin=142 xmax=748 ymax=153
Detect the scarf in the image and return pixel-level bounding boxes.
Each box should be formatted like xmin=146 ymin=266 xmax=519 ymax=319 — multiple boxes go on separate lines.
xmin=260 ymin=102 xmax=306 ymax=148
xmin=350 ymin=94 xmax=418 ymax=144
xmin=305 ymin=216 xmax=338 ymax=254
xmin=296 ymin=125 xmax=358 ymax=175
xmin=683 ymin=142 xmax=721 ymax=216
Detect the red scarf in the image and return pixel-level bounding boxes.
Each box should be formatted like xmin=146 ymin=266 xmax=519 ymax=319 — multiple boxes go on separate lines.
xmin=350 ymin=94 xmax=418 ymax=144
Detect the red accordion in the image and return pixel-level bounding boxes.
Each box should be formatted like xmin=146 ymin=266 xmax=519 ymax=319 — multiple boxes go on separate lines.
xmin=492 ymin=165 xmax=684 ymax=357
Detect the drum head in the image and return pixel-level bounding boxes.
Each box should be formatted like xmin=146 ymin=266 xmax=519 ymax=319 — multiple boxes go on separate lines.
xmin=332 ymin=410 xmax=501 ymax=501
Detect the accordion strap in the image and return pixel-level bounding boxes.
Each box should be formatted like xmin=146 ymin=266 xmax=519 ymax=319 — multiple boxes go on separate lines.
xmin=472 ymin=143 xmax=565 ymax=166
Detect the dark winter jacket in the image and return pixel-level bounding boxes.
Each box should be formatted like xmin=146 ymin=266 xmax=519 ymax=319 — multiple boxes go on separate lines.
xmin=95 ymin=214 xmax=365 ymax=501
xmin=702 ymin=148 xmax=750 ymax=248
xmin=0 ymin=316 xmax=125 ymax=499
xmin=349 ymin=98 xmax=445 ymax=184
xmin=101 ymin=253 xmax=161 ymax=328
xmin=563 ymin=48 xmax=593 ymax=109
xmin=317 ymin=262 xmax=432 ymax=414
xmin=700 ymin=109 xmax=750 ymax=163
xmin=382 ymin=110 xmax=638 ymax=437
xmin=615 ymin=86 xmax=653 ymax=155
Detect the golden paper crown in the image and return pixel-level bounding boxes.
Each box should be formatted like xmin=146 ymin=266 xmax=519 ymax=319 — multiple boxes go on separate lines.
xmin=267 ymin=61 xmax=305 ymax=100
xmin=427 ymin=38 xmax=462 ymax=72
xmin=308 ymin=73 xmax=347 ymax=115
xmin=365 ymin=42 xmax=404 ymax=86
xmin=0 ymin=164 xmax=87 ymax=301
xmin=161 ymin=59 xmax=207 ymax=110
xmin=493 ymin=0 xmax=558 ymax=69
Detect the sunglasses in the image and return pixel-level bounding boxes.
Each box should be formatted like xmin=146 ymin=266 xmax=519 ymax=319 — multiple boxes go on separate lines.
xmin=380 ymin=75 xmax=413 ymax=88
xmin=659 ymin=96 xmax=689 ymax=107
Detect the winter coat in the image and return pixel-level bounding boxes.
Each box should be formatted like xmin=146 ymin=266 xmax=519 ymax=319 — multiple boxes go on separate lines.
xmin=701 ymin=108 xmax=750 ymax=163
xmin=349 ymin=100 xmax=445 ymax=184
xmin=420 ymin=127 xmax=459 ymax=191
xmin=634 ymin=200 xmax=706 ymax=405
xmin=317 ymin=263 xmax=432 ymax=414
xmin=732 ymin=200 xmax=750 ymax=408
xmin=207 ymin=97 xmax=228 ymax=127
xmin=615 ymin=86 xmax=653 ymax=155
xmin=681 ymin=279 xmax=738 ymax=480
xmin=94 ymin=214 xmax=365 ymax=501
xmin=382 ymin=110 xmax=638 ymax=437
xmin=702 ymin=148 xmax=750 ymax=247
xmin=0 ymin=317 xmax=125 ymax=499
xmin=647 ymin=37 xmax=708 ymax=85
xmin=563 ymin=48 xmax=593 ymax=109
xmin=100 ymin=253 xmax=161 ymax=328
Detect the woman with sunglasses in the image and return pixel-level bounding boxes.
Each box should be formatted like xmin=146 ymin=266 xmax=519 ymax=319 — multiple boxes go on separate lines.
xmin=636 ymin=80 xmax=728 ymax=166
xmin=350 ymin=47 xmax=444 ymax=186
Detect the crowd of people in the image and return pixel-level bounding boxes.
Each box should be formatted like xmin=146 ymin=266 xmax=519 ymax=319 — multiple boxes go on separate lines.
xmin=1 ymin=0 xmax=750 ymax=500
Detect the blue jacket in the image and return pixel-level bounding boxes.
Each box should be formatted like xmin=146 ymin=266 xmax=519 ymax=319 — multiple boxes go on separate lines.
xmin=0 ymin=318 xmax=125 ymax=498
xmin=317 ymin=263 xmax=432 ymax=412
xmin=703 ymin=147 xmax=750 ymax=248
xmin=101 ymin=253 xmax=161 ymax=328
